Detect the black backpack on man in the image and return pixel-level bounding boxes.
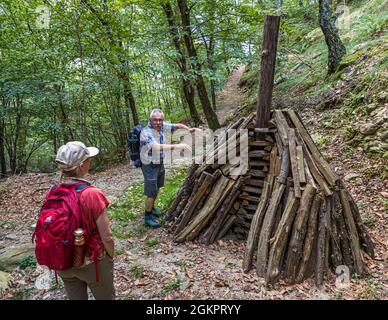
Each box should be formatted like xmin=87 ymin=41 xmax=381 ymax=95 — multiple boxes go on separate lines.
xmin=128 ymin=124 xmax=144 ymax=168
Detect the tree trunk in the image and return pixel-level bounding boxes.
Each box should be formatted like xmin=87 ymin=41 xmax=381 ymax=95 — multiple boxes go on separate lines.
xmin=255 ymin=16 xmax=281 ymax=128
xmin=121 ymin=71 xmax=139 ymax=125
xmin=0 ymin=116 xmax=6 ymax=176
xmin=162 ymin=1 xmax=201 ymax=125
xmin=177 ymin=0 xmax=220 ymax=130
xmin=319 ymin=0 xmax=346 ymax=74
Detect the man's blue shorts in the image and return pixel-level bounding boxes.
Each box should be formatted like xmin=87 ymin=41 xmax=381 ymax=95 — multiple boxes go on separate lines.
xmin=141 ymin=163 xmax=165 ymax=198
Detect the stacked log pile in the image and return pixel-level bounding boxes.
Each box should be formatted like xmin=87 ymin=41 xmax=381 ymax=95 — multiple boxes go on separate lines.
xmin=167 ymin=109 xmax=374 ymax=286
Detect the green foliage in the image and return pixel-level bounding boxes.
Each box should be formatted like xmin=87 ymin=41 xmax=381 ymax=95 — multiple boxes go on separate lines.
xmin=19 ymin=256 xmax=36 ymax=270
xmin=112 ymin=223 xmax=132 ymax=240
xmin=108 ymin=167 xmax=187 ymax=225
xmin=361 ymin=212 xmax=375 ymax=228
xmin=160 ymin=277 xmax=181 ymax=297
xmin=145 ymin=237 xmax=159 ymax=247
xmin=108 ymin=182 xmax=143 ymax=223
xmin=0 ymin=180 xmax=9 ymax=193
xmin=130 ymin=265 xmax=145 ymax=279
xmin=155 ymin=168 xmax=188 ymax=213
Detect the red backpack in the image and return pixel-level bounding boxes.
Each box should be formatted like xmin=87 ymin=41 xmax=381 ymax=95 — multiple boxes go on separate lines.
xmin=32 ymin=182 xmax=100 ymax=281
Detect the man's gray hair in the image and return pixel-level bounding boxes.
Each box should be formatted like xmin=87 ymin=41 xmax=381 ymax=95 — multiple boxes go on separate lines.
xmin=149 ymin=108 xmax=164 ymax=118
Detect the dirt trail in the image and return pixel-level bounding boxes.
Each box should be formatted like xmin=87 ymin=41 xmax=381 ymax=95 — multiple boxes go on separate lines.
xmin=216 ymin=66 xmax=248 ymax=126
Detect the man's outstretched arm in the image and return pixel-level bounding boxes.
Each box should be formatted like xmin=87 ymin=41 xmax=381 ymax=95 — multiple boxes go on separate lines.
xmin=175 ymin=123 xmax=202 ymax=133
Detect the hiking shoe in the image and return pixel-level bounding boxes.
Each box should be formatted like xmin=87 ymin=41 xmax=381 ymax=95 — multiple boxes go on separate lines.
xmin=144 ymin=214 xmax=161 ymax=228
xmin=151 ymin=207 xmax=162 ymax=217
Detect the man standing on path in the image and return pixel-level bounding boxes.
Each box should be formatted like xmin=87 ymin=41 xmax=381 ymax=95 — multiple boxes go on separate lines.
xmin=140 ymin=108 xmax=199 ymax=228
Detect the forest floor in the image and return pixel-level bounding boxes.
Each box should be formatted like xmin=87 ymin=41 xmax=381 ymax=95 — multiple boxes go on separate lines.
xmin=0 ymin=65 xmax=387 ymax=300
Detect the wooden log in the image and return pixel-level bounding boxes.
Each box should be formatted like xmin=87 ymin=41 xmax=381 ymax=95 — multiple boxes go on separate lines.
xmin=274 ymin=132 xmax=283 ymax=158
xmin=268 ymin=145 xmax=278 ymax=191
xmin=251 ymin=170 xmax=267 ymax=178
xmin=270 ymin=183 xmax=289 ymax=242
xmin=239 ymin=195 xmax=261 ymax=204
xmin=243 ymin=186 xmax=262 ymax=195
xmin=254 ymin=128 xmax=277 ymax=133
xmin=332 ymin=190 xmax=354 ymax=272
xmin=315 ymin=198 xmax=328 ymax=286
xmin=246 ymin=204 xmax=259 ymax=212
xmin=288 ymin=128 xmax=301 ymax=198
xmin=274 ymin=156 xmax=281 ymax=178
xmin=242 ymin=181 xmax=271 ymax=273
xmin=295 ymin=193 xmax=322 ymax=283
xmin=255 ymin=15 xmax=281 ymax=128
xmin=303 ymin=158 xmax=318 ymax=190
xmin=246 ymin=179 xmax=265 ymax=187
xmin=174 ymin=175 xmax=232 ymax=242
xmin=249 ymin=150 xmax=270 ymax=158
xmin=276 ymin=145 xmax=290 ymax=184
xmin=240 ymin=211 xmax=254 ymax=221
xmin=339 ymin=189 xmax=364 ymax=275
xmin=286 ymin=109 xmax=337 ymax=186
xmin=284 ymin=184 xmax=316 ymax=282
xmin=256 ymin=181 xmax=286 ymax=276
xmin=347 ymin=193 xmax=375 ymax=258
xmin=233 ymin=201 xmax=241 ymax=211
xmin=265 ymin=189 xmax=300 ymax=285
xmin=299 ymin=135 xmax=332 ymax=196
xmin=235 ymin=216 xmax=252 ymax=229
xmin=167 ymin=164 xmax=199 ymax=221
xmin=324 ymin=197 xmax=331 ymax=272
xmin=250 ymin=160 xmax=270 ymax=167
xmin=173 ymin=171 xmax=215 ymax=235
xmin=195 ymin=169 xmax=222 ymax=210
xmin=242 ymin=199 xmax=250 ymax=208
xmin=234 ymin=226 xmax=248 ymax=238
xmin=296 ymin=146 xmax=306 ymax=184
xmin=216 ymin=215 xmax=237 ymax=240
xmin=206 ymin=178 xmax=243 ymax=244
xmin=328 ymin=196 xmax=343 ymax=270
xmin=274 ymin=110 xmax=290 ymax=146
xmin=249 ymin=140 xmax=273 ymax=147
xmin=335 ymin=179 xmax=375 ymax=258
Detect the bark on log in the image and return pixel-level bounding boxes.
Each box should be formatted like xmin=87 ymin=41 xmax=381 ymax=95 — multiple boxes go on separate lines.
xmin=243 ymin=181 xmax=271 ymax=273
xmin=216 ymin=215 xmax=237 ymax=241
xmin=288 ymin=128 xmax=301 ymax=198
xmin=316 ymin=198 xmax=328 ymax=286
xmin=265 ymin=189 xmax=300 ymax=285
xmin=274 ymin=110 xmax=290 ymax=146
xmin=255 ymin=15 xmax=281 ymax=128
xmin=174 ymin=175 xmax=232 ymax=242
xmin=206 ymin=178 xmax=243 ymax=244
xmin=296 ymin=193 xmax=322 ymax=282
xmin=256 ymin=181 xmax=286 ymax=276
xmin=299 ymin=135 xmax=332 ymax=196
xmin=167 ymin=164 xmax=199 ymax=221
xmin=328 ymin=196 xmax=343 ymax=270
xmin=296 ymin=146 xmax=306 ymax=184
xmin=276 ymin=145 xmax=290 ymax=184
xmin=339 ymin=189 xmax=364 ymax=275
xmin=284 ymin=184 xmax=316 ymax=283
xmin=174 ymin=171 xmax=215 ymax=235
xmin=332 ymin=190 xmax=354 ymax=272
xmin=347 ymin=193 xmax=375 ymax=258
xmin=287 ymin=109 xmax=337 ymax=186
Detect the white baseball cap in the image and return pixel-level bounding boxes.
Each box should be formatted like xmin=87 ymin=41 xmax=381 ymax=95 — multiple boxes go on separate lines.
xmin=55 ymin=141 xmax=99 ymax=172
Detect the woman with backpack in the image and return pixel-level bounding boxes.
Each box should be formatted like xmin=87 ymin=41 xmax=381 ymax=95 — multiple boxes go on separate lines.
xmin=35 ymin=141 xmax=115 ymax=300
